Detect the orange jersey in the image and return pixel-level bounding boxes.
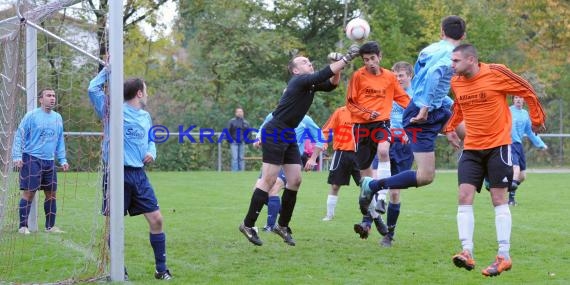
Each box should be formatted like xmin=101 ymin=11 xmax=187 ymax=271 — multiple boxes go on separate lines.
xmin=346 ymin=67 xmax=410 ymax=123
xmin=322 ymin=106 xmax=356 ymax=151
xmin=445 ymin=63 xmax=546 ymax=150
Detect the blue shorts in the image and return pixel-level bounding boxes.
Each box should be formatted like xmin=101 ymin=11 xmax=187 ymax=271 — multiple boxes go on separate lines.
xmin=258 ymin=168 xmax=287 ymax=185
xmin=403 ymin=104 xmax=451 ymax=152
xmin=19 ymin=153 xmax=57 ymax=192
xmin=102 ymin=166 xmax=160 ymax=216
xmin=389 ymin=141 xmax=414 ymax=175
xmin=511 ymin=142 xmax=526 ymax=170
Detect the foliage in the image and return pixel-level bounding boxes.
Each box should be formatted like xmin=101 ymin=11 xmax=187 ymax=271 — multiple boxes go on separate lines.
xmin=22 ymin=0 xmax=570 ymax=171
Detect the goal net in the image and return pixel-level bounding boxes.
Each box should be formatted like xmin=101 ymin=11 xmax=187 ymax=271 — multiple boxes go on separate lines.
xmin=0 ymin=1 xmax=110 ymax=283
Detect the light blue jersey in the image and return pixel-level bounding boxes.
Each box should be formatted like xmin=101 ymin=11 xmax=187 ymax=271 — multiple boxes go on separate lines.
xmin=510 ymin=106 xmax=546 ymax=148
xmin=12 ymin=108 xmax=67 ymax=164
xmin=88 ymin=67 xmax=157 ymax=167
xmin=411 ymin=40 xmax=456 ymax=111
xmin=391 ymin=86 xmax=413 ymax=130
xmin=257 ymin=113 xmax=324 ymax=155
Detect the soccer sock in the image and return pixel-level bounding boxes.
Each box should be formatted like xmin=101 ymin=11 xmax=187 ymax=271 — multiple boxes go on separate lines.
xmin=386 ymin=202 xmax=401 ymax=237
xmin=44 ymin=199 xmax=57 ymax=229
xmin=149 ymin=232 xmax=167 ymax=272
xmin=326 ymin=194 xmax=338 ymax=217
xmin=508 ymin=191 xmax=515 ymax=202
xmin=375 ymin=161 xmax=391 ymax=180
xmin=244 ymin=188 xmax=268 ymax=227
xmin=457 ymin=205 xmax=474 ymax=254
xmin=375 ymin=161 xmax=391 ymax=200
xmin=362 ymin=214 xmax=372 ymax=226
xmin=370 ymin=170 xmax=417 ymax=192
xmin=278 ymin=188 xmax=297 ymax=228
xmin=19 ymin=198 xmax=31 ymax=228
xmin=368 ymin=195 xmax=379 ymax=219
xmin=495 ymin=204 xmax=511 ymax=259
xmin=266 ymin=196 xmax=280 ymax=228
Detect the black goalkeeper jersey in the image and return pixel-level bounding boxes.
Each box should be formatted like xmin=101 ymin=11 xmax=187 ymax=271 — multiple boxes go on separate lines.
xmin=271 ymin=65 xmax=337 ymax=128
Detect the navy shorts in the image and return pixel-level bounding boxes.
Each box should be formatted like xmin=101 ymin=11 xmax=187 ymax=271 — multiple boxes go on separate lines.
xmin=260 ymin=121 xmax=302 ymax=165
xmin=102 ymin=166 xmax=160 ymax=216
xmin=511 ymin=142 xmax=526 ymax=170
xmin=354 ymin=121 xmax=391 ymax=169
xmin=389 ymin=140 xmax=414 ymax=175
xmin=403 ymin=104 xmax=451 ymax=152
xmin=19 ymin=153 xmax=57 ymax=192
xmin=458 ymin=145 xmax=513 ymax=192
xmin=327 ymin=150 xmax=361 ymax=186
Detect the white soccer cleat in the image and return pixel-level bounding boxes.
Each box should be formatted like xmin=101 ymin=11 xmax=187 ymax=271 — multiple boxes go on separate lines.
xmin=18 ymin=226 xmax=31 ymax=235
xmin=322 ymin=215 xmax=334 ymax=221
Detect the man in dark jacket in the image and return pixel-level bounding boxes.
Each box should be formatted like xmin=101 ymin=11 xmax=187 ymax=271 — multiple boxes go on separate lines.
xmin=227 ymin=107 xmax=250 ymax=171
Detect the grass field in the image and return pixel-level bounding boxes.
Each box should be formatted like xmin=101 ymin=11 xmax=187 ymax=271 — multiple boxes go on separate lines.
xmin=1 ymin=171 xmax=569 ymax=284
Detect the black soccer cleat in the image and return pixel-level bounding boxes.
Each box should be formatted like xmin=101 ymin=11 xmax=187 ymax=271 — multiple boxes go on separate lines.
xmin=272 ymin=224 xmax=296 ymax=246
xmin=239 ymin=223 xmax=263 ymax=246
xmin=373 ymin=216 xmax=389 ymax=236
xmin=154 ymin=269 xmax=172 ymax=280
xmin=353 ymin=222 xmax=371 ymax=239
xmin=375 ymin=199 xmax=387 ymax=214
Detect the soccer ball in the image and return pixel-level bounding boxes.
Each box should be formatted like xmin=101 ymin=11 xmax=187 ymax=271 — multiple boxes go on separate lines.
xmin=345 ymin=18 xmax=370 ymax=41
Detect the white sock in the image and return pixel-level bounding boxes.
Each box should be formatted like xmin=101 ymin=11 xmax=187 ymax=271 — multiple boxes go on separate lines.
xmin=326 ymin=195 xmax=338 ymax=217
xmin=457 ymin=205 xmax=474 ymax=254
xmin=376 ymin=161 xmax=390 ymax=202
xmin=368 ymin=195 xmax=379 ymax=219
xmin=376 ymin=161 xmax=391 ymax=180
xmin=495 ymin=204 xmax=511 ymax=258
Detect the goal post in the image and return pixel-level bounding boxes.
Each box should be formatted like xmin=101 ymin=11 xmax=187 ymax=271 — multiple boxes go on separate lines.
xmin=0 ymin=0 xmax=122 ymax=283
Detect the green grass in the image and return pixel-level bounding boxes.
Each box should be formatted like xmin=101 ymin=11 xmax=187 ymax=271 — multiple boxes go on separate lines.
xmin=1 ymin=171 xmax=569 ymax=284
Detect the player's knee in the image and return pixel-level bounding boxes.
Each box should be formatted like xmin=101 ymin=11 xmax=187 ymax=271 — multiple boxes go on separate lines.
xmin=147 ymin=211 xmax=163 ymax=232
xmin=416 ymin=172 xmax=435 ymax=186
xmin=288 ymin=175 xmax=302 ymax=188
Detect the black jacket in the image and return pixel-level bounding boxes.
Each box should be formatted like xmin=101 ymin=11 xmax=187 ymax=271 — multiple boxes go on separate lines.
xmin=227 ymin=117 xmax=251 ymax=143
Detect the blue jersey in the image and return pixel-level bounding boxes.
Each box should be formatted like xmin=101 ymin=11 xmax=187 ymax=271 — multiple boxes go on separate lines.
xmin=510 ymin=106 xmax=546 ymax=148
xmin=12 ymin=108 xmax=67 ymax=164
xmin=390 ymin=86 xmax=413 ymax=130
xmin=411 ymin=40 xmax=456 ymax=111
xmin=258 ymin=113 xmax=324 ymax=154
xmin=88 ymin=67 xmax=157 ymax=167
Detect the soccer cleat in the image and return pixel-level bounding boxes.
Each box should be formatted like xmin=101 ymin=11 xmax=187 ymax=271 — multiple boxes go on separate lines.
xmin=375 ymin=198 xmax=386 ymax=214
xmin=373 ymin=216 xmax=389 ymax=236
xmin=322 ymin=215 xmax=334 ymax=221
xmin=154 ymin=269 xmax=173 ymax=280
xmin=359 ymin=177 xmax=374 ymax=202
xmin=380 ymin=235 xmax=394 ymax=247
xmin=45 ymin=226 xmax=65 ymax=233
xmin=18 ymin=226 xmax=31 ymax=235
xmin=262 ymin=225 xmax=273 ymax=232
xmin=353 ymin=222 xmax=371 ymax=239
xmin=508 ymin=200 xmax=518 ymax=207
xmin=272 ymin=224 xmax=296 ymax=246
xmin=124 ymin=267 xmax=129 ymax=281
xmin=482 ymin=255 xmax=512 ymax=277
xmin=239 ymin=223 xmax=263 ymax=246
xmin=452 ymin=250 xmax=476 ymax=271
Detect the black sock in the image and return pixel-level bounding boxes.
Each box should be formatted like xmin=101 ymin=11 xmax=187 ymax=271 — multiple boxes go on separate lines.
xmin=243 ymin=188 xmax=268 ymax=227
xmin=277 ymin=188 xmax=297 ymax=228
